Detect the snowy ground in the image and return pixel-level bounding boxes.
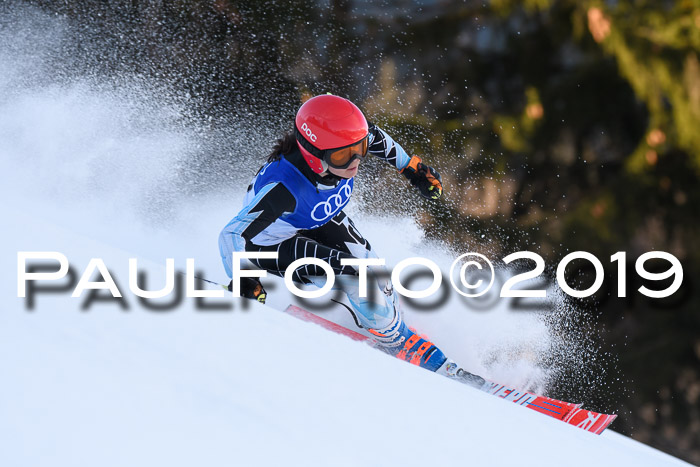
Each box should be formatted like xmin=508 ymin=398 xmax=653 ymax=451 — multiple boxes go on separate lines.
xmin=1 ymin=199 xmax=692 ymax=467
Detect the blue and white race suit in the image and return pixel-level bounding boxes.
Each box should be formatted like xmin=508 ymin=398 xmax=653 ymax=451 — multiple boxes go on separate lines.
xmin=218 ymin=124 xmax=447 ymax=371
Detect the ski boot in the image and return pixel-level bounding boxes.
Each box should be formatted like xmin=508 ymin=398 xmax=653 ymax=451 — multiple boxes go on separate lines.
xmin=368 ymin=318 xmax=448 ymax=372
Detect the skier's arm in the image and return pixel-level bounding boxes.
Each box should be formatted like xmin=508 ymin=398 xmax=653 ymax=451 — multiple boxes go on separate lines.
xmin=367 ymin=123 xmax=443 ymax=200
xmin=218 ymin=182 xmax=296 ymax=278
xmin=367 ymin=123 xmax=412 ymax=170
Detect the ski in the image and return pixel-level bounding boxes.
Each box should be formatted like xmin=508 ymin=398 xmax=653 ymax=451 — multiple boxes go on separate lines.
xmin=284 ymin=304 xmax=617 ymax=434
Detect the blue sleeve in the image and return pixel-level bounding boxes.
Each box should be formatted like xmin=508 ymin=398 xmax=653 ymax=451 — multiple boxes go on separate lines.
xmin=367 ymin=123 xmax=412 ymax=171
xmin=218 ymin=182 xmax=296 ymax=278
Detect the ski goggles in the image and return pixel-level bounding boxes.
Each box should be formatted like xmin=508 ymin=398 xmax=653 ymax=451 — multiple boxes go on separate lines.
xmin=295 ymin=129 xmax=369 ymax=169
xmin=325 ymin=137 xmax=369 ymax=169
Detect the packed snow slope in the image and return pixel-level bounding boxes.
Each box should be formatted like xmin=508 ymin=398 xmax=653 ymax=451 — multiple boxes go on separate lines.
xmin=1 ymin=205 xmax=692 ymax=467
xmin=0 ymin=208 xmax=684 ymax=467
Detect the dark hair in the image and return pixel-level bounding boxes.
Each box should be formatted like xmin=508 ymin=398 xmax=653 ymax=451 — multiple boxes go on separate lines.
xmin=267 ymin=132 xmax=297 ymax=162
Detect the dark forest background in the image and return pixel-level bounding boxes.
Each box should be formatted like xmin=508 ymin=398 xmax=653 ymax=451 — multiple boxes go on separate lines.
xmin=8 ymin=0 xmax=700 ymax=462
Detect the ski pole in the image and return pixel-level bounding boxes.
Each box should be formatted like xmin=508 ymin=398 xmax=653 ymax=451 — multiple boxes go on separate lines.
xmin=176 ymin=270 xmax=228 ymax=289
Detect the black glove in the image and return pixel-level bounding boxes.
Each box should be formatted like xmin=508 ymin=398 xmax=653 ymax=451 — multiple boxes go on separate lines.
xmin=228 ymin=277 xmax=267 ymax=304
xmin=400 ymin=155 xmax=443 ymax=200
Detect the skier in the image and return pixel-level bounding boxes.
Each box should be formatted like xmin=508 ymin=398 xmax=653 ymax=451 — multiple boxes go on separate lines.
xmin=219 ymin=94 xmax=484 ymax=387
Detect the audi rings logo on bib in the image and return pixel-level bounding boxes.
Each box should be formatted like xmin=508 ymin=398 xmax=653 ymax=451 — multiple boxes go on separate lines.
xmin=311 ymin=183 xmax=353 ymax=222
xmin=301 ymin=122 xmax=317 ymax=142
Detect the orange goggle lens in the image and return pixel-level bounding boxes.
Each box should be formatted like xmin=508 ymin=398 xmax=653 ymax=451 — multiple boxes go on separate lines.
xmin=326 ymin=138 xmax=369 ymax=169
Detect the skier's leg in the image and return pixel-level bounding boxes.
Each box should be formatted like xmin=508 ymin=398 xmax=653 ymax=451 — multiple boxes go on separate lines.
xmin=300 ymin=212 xmax=452 ymax=372
xmin=245 ymin=215 xmax=483 ymax=382
xmin=300 ymin=211 xmax=375 ymax=262
xmin=302 ymin=210 xmax=403 ymax=299
xmin=244 ymin=231 xmax=396 ymax=329
xmin=303 ymin=212 xmax=487 ymax=386
xmin=301 ymin=210 xmax=396 ymax=324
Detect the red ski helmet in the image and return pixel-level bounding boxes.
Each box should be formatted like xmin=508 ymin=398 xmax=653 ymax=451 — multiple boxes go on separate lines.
xmin=294 ymin=94 xmax=369 ymax=174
